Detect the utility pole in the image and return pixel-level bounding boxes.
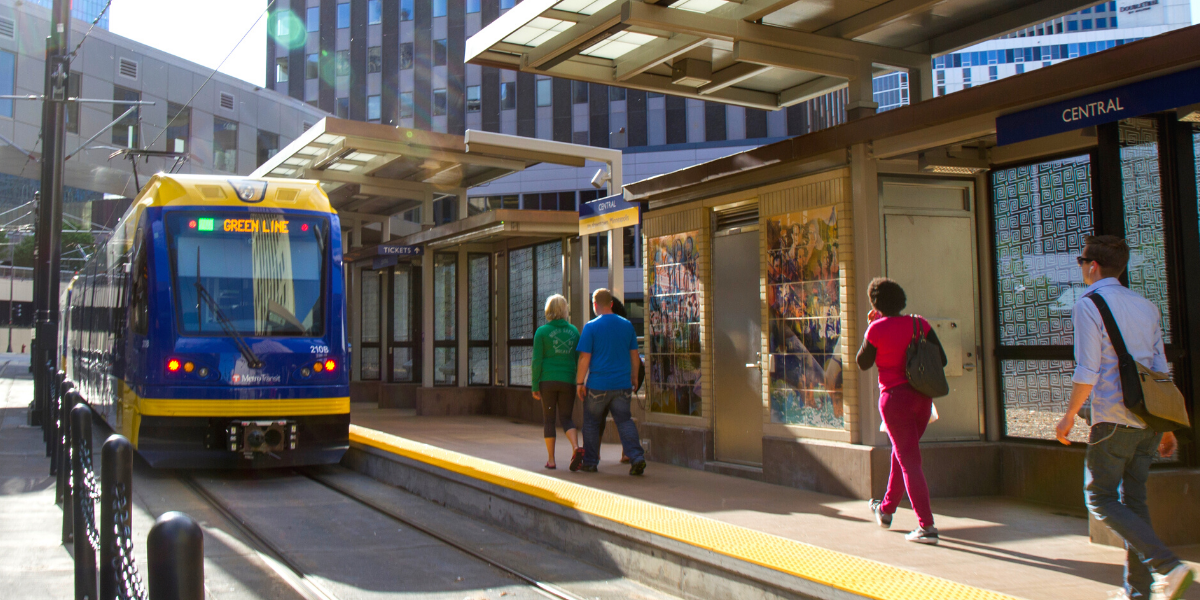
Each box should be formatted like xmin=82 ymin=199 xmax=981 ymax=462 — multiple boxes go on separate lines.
xmin=30 ymin=0 xmax=70 ymax=426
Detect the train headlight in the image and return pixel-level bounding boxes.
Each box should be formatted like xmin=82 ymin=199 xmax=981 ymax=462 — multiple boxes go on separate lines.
xmin=324 ymin=359 xmax=336 ymax=372
xmin=198 ymin=367 xmax=209 ymax=377
xmin=301 ymin=367 xmax=311 ymax=377
xmin=167 ymin=359 xmax=181 ymax=372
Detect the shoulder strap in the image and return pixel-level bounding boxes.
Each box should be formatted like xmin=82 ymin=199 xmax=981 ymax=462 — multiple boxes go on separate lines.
xmin=1087 ymin=292 xmax=1132 ymax=359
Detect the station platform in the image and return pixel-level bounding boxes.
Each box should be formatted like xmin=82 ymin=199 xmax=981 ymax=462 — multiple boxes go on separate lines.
xmin=350 ymin=406 xmax=1200 ymax=600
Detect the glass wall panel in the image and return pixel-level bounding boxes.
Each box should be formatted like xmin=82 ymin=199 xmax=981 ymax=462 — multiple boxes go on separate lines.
xmin=434 ymin=254 xmax=456 ymax=342
xmin=992 ymin=155 xmax=1093 ymax=346
xmin=361 ymin=271 xmax=380 ymax=343
xmin=765 ymin=207 xmax=843 ymax=428
xmin=434 ymin=347 xmax=456 ymax=385
xmin=469 ymin=347 xmax=490 ymax=385
xmin=1001 ymin=359 xmax=1082 ymax=442
xmin=508 ymin=247 xmax=534 ymax=340
xmin=393 ymin=348 xmax=414 ymax=382
xmin=535 ymin=242 xmax=563 ymax=329
xmin=508 ymin=242 xmax=561 ymax=386
xmin=1119 ymin=118 xmax=1171 ymax=343
xmin=509 ymin=346 xmax=532 ymax=387
xmin=361 ymin=348 xmax=381 ymax=380
xmin=468 ymin=254 xmax=491 ymax=385
xmin=646 ymin=231 xmax=702 ymax=416
xmin=393 ymin=266 xmax=411 ymax=342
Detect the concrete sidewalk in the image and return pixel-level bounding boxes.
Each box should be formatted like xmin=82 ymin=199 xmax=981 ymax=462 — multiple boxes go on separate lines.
xmin=352 ymin=406 xmax=1200 ymax=600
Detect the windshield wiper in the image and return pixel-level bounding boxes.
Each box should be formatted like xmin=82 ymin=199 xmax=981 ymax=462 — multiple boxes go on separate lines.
xmin=195 ymin=250 xmax=264 ymax=369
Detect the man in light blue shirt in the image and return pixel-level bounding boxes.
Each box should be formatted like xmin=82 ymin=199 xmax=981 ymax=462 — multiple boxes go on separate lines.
xmin=1056 ymin=235 xmax=1191 ymax=600
xmin=575 ymin=288 xmax=645 ymax=475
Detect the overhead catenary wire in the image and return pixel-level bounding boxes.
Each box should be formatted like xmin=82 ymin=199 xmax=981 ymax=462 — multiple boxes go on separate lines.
xmin=66 ymin=0 xmax=115 ymax=62
xmin=145 ymin=0 xmax=278 ymax=152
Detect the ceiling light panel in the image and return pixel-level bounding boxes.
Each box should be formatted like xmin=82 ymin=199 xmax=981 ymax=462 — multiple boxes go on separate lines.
xmin=502 ymin=17 xmax=572 ymax=46
xmin=554 ymin=0 xmax=620 ymax=16
xmin=670 ymin=0 xmax=729 ymax=14
xmin=582 ymin=31 xmax=658 ymax=59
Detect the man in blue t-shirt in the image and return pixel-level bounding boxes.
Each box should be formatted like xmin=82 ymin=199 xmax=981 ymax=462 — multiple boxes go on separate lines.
xmin=575 ymin=288 xmax=645 ymax=475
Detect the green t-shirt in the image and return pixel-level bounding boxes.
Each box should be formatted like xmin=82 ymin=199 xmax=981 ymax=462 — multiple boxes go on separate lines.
xmin=532 ymin=319 xmax=580 ymax=391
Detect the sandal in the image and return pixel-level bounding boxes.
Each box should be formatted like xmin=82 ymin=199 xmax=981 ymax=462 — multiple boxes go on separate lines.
xmin=544 ymin=462 xmax=557 ymax=470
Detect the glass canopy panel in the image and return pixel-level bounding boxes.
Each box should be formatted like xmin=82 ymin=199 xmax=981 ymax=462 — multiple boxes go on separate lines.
xmin=582 ymin=31 xmax=659 ymax=60
xmin=553 ymin=0 xmax=620 ymax=16
xmin=670 ymin=0 xmax=730 ymax=13
xmin=502 ymin=17 xmax=571 ymax=47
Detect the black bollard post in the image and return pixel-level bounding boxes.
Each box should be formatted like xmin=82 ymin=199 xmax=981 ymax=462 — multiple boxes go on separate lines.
xmin=99 ymin=435 xmax=134 ymax=600
xmin=51 ymin=379 xmax=73 ymax=478
xmin=147 ymin=512 xmax=204 ymax=600
xmin=59 ymin=391 xmax=77 ymax=537
xmin=71 ymin=402 xmax=96 ymax=600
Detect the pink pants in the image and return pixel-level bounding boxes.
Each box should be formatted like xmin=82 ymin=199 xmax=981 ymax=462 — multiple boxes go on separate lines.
xmin=879 ymin=383 xmax=934 ymax=529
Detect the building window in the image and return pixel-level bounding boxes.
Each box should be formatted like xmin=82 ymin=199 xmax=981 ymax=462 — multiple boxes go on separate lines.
xmin=256 ymin=130 xmax=279 ymax=167
xmin=500 ymin=0 xmax=515 ymax=8
xmin=360 ymin=269 xmax=382 ymax=380
xmin=166 ymin=102 xmax=190 ymax=153
xmin=112 ymin=86 xmax=140 ymax=148
xmin=335 ymin=50 xmax=350 ymax=76
xmin=572 ymin=80 xmax=588 ymax=104
xmin=500 ymin=82 xmax=516 ymax=110
xmin=212 ymin=117 xmax=238 ymax=172
xmin=336 ymin=97 xmax=349 ymax=118
xmin=399 ymin=92 xmax=414 ymax=118
xmin=367 ymin=95 xmax=381 ymax=121
xmin=523 ymin=191 xmax=576 ymax=211
xmin=65 ymin=72 xmax=81 ymax=133
xmin=367 ymin=46 xmax=382 ymax=73
xmin=275 ymin=57 xmax=289 ymax=83
xmin=433 ymin=0 xmax=447 ymax=17
xmin=433 ymin=253 xmax=457 ymax=386
xmin=337 ymin=2 xmax=350 ymax=28
xmin=306 ymin=6 xmax=319 ymax=32
xmin=937 ymin=85 xmax=946 ymax=96
xmin=467 ymin=194 xmax=518 ymax=215
xmin=276 ymin=11 xmax=290 ymax=37
xmin=1016 ymin=64 xmax=1025 ymax=74
xmin=962 ymin=67 xmax=971 ymax=82
xmin=647 ymin=230 xmax=701 ymax=416
xmin=536 ymin=79 xmax=551 ymax=107
xmin=401 ymin=0 xmax=413 ymax=20
xmin=368 ymin=0 xmax=382 ymax=24
xmin=1097 ymin=17 xmax=1107 ymax=28
xmin=433 ymin=89 xmax=447 ymax=116
xmin=306 ymin=53 xmax=318 ymax=79
xmin=1082 ymin=19 xmax=1093 ymax=30
xmin=508 ymin=241 xmax=562 ymax=386
xmin=400 ymin=43 xmax=414 ymax=70
xmin=467 ymin=0 xmax=481 ymax=13
xmin=468 ymin=253 xmax=491 ymax=385
xmin=989 ymin=65 xmax=998 ymax=81
xmin=936 ymin=70 xmax=945 ymax=84
xmin=433 ymin=196 xmax=457 ymax=224
xmin=609 ymin=86 xmax=626 ymax=101
xmin=434 ymin=39 xmax=447 ymax=67
xmin=466 ymin=86 xmax=481 ymax=112
xmin=1067 ymin=19 xmax=1079 ymax=31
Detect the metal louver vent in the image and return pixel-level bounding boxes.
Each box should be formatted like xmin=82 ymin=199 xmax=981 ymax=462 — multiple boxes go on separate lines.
xmin=118 ymin=57 xmax=138 ymax=80
xmin=714 ymin=204 xmax=759 ymax=232
xmin=0 ymin=17 xmax=15 ymax=40
xmin=276 ymin=189 xmax=298 ymax=202
xmin=219 ymin=92 xmax=235 ymax=111
xmin=198 ymin=185 xmax=224 ymax=199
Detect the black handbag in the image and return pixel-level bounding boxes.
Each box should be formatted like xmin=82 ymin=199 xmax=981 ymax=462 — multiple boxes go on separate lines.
xmin=905 ymin=316 xmax=949 ymax=398
xmin=1086 ymin=293 xmax=1189 ymax=432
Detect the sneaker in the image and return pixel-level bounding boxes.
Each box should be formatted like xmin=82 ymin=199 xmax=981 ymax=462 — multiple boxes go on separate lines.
xmin=869 ymin=499 xmax=892 ymax=529
xmin=905 ymin=526 xmax=939 ymax=545
xmin=1105 ymin=589 xmax=1131 ymax=600
xmin=629 ymin=459 xmax=646 ymax=476
xmin=569 ymin=448 xmax=585 ymax=472
xmin=1151 ymin=564 xmax=1195 ymax=600
xmin=579 ymin=464 xmax=598 ymax=473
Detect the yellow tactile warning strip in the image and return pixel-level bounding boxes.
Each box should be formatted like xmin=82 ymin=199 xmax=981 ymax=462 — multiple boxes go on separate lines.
xmin=350 ymin=425 xmax=1019 ymax=600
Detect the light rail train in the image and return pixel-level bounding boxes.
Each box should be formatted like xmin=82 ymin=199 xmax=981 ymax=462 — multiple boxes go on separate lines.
xmin=60 ymin=174 xmax=349 ymax=468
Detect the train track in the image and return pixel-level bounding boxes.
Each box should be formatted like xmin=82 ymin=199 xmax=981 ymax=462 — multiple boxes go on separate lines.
xmin=182 ymin=470 xmax=586 ymax=600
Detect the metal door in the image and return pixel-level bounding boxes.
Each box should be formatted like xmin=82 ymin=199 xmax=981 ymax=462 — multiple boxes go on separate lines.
xmin=713 ymin=230 xmax=764 ymax=464
xmin=883 ymin=210 xmax=982 ymax=440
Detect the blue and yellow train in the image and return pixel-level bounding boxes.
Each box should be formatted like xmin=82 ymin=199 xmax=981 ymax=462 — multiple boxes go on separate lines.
xmin=60 ymin=174 xmax=349 ymax=468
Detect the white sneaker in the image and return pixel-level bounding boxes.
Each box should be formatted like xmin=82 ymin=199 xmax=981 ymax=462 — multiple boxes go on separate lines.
xmin=1151 ymin=564 xmax=1195 ymax=600
xmin=1105 ymin=589 xmax=1130 ymax=600
xmin=905 ymin=526 xmax=939 ymax=545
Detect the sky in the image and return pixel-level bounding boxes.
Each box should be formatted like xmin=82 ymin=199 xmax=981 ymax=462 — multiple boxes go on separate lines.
xmin=109 ymin=0 xmax=270 ymax=87
xmin=107 ymin=0 xmax=1200 ymax=90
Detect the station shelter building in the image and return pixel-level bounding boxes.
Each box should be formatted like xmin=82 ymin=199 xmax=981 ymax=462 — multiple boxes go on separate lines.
xmin=608 ymin=24 xmax=1200 ymax=545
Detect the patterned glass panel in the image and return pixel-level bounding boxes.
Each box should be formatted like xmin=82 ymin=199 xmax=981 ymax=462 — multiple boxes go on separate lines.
xmin=360 ymin=347 xmax=381 ymax=380
xmin=509 ymin=345 xmax=532 ymax=387
xmin=1001 ymin=359 xmax=1083 ymax=442
xmin=434 ymin=253 xmax=456 ymax=342
xmin=508 ymin=247 xmax=534 ymax=340
xmin=434 ymin=347 xmax=456 ymax=385
xmin=361 ymin=270 xmax=380 ymax=343
xmin=535 ymin=242 xmax=562 ymax=329
xmin=992 ymin=155 xmax=1093 ymax=346
xmin=469 ymin=254 xmax=490 ymax=342
xmin=766 ymin=206 xmax=843 ymax=429
xmin=392 ymin=265 xmax=411 ymax=342
xmin=469 ymin=347 xmax=490 ymax=385
xmin=392 ymin=348 xmax=413 ymax=382
xmin=646 ymin=231 xmax=702 ymax=416
xmin=1119 ymin=118 xmax=1171 ymax=343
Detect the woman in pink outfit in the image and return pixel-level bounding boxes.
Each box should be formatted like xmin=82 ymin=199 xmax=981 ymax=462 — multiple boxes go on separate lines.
xmin=855 ymin=278 xmax=947 ymax=545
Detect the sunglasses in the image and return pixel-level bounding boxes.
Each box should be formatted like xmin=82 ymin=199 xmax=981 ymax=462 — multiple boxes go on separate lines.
xmin=1076 ymin=255 xmax=1097 ymax=265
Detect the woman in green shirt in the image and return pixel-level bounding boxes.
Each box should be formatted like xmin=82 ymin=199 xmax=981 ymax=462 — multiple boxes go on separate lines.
xmin=532 ymin=294 xmax=582 ymax=470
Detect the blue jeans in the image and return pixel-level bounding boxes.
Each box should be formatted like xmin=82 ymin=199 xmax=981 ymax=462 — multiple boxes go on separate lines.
xmin=582 ymin=389 xmax=644 ymax=467
xmin=1084 ymin=422 xmax=1180 ymax=599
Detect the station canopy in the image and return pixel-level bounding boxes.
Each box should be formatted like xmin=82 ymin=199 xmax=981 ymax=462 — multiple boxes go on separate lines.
xmin=252 ymin=117 xmax=588 ymax=217
xmin=466 ymin=0 xmax=1106 ymax=111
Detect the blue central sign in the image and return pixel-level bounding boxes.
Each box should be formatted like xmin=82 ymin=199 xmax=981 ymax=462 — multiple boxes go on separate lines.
xmin=579 ymin=194 xmax=640 ymax=235
xmin=996 ymin=65 xmax=1200 ymax=146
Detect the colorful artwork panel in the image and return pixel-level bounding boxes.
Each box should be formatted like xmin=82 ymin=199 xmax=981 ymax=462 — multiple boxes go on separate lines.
xmin=648 ymin=230 xmax=703 ymax=417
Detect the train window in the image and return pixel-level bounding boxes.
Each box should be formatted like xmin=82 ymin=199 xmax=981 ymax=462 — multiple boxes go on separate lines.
xmin=166 ymin=211 xmax=328 ymax=337
xmin=131 ymin=229 xmax=149 ymax=336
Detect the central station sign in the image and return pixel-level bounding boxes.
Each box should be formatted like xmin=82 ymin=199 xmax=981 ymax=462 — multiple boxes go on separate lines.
xmin=579 ymin=194 xmax=640 ymax=235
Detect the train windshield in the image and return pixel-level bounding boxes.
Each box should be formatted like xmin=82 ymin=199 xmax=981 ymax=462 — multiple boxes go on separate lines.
xmin=167 ymin=212 xmax=327 ymax=337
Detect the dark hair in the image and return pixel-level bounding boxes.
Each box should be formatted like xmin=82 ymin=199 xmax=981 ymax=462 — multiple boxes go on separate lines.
xmin=1083 ymin=235 xmax=1130 ymax=278
xmin=868 ymin=277 xmax=906 ymax=316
